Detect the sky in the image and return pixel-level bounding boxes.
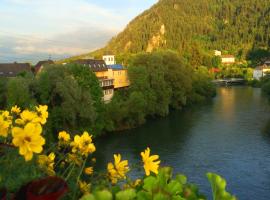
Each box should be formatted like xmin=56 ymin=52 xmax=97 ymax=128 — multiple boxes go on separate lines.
xmin=0 ymin=0 xmax=157 ymax=63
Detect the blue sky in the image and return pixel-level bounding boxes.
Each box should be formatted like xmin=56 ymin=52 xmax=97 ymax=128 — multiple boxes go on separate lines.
xmin=0 ymin=0 xmax=157 ymax=63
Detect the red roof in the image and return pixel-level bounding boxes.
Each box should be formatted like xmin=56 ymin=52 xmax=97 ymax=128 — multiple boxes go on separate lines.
xmin=222 ymin=55 xmax=235 ymax=58
xmin=209 ymin=68 xmax=221 ymax=73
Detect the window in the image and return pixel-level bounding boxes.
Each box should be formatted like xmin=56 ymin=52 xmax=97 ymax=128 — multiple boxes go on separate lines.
xmin=0 ymin=72 xmax=3 ymax=75
xmin=9 ymin=72 xmax=13 ymax=74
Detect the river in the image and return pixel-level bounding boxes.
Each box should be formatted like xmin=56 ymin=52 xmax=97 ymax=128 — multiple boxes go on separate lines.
xmin=95 ymin=87 xmax=270 ymax=200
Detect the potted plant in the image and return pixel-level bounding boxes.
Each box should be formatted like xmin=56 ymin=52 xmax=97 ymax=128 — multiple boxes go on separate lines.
xmin=26 ymin=177 xmax=68 ymax=200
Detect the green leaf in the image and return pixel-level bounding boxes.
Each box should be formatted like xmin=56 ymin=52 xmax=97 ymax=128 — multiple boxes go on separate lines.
xmin=175 ymin=174 xmax=187 ymax=185
xmin=206 ymin=173 xmax=237 ymax=200
xmin=116 ymin=189 xmax=136 ymax=200
xmin=153 ymin=192 xmax=169 ymax=200
xmin=172 ymin=196 xmax=186 ymax=200
xmin=137 ymin=191 xmax=152 ymax=200
xmin=93 ymin=190 xmax=113 ymax=200
xmin=166 ymin=180 xmax=183 ymax=195
xmin=80 ymin=194 xmax=96 ymax=200
xmin=143 ymin=176 xmax=158 ymax=192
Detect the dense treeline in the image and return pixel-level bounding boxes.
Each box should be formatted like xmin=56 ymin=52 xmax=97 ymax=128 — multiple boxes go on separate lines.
xmin=82 ymin=0 xmax=270 ymax=66
xmin=101 ymin=51 xmax=215 ymax=131
xmin=0 ymin=51 xmax=215 ymax=139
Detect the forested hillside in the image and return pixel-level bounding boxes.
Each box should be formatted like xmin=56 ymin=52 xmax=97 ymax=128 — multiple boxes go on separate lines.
xmin=84 ymin=0 xmax=270 ymax=64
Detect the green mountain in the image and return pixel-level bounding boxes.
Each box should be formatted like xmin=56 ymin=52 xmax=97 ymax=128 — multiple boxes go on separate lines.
xmin=64 ymin=0 xmax=270 ymax=63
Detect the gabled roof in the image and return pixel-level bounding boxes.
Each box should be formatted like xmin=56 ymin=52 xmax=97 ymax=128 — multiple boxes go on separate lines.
xmin=107 ymin=64 xmax=124 ymax=70
xmin=73 ymin=59 xmax=108 ymax=72
xmin=35 ymin=60 xmax=54 ymax=73
xmin=35 ymin=60 xmax=54 ymax=68
xmin=0 ymin=63 xmax=31 ymax=77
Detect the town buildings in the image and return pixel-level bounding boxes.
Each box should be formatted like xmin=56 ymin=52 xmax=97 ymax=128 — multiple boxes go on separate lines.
xmin=214 ymin=50 xmax=235 ymax=65
xmin=73 ymin=55 xmax=130 ymax=102
xmin=0 ymin=62 xmax=32 ymax=77
xmin=253 ymin=60 xmax=270 ymax=80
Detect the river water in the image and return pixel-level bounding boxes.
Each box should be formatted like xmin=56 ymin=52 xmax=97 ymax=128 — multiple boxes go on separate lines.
xmin=95 ymin=87 xmax=270 ymax=200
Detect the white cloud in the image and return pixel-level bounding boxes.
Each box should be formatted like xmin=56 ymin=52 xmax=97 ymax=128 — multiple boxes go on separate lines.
xmin=0 ymin=0 xmax=157 ymax=62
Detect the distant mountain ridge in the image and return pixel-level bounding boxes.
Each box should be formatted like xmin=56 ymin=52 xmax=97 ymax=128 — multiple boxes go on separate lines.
xmin=64 ymin=0 xmax=270 ymax=62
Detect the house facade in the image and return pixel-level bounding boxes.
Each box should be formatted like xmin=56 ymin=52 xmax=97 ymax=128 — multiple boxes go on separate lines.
xmin=0 ymin=62 xmax=31 ymax=77
xmin=253 ymin=60 xmax=270 ymax=80
xmin=103 ymin=55 xmax=116 ymax=65
xmin=107 ymin=64 xmax=130 ymax=89
xmin=73 ymin=59 xmax=115 ymax=103
xmin=73 ymin=55 xmax=130 ymax=102
xmin=221 ymin=55 xmax=235 ymax=65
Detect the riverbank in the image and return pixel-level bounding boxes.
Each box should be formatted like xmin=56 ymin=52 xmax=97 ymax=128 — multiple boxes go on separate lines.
xmin=94 ymin=86 xmax=270 ymax=200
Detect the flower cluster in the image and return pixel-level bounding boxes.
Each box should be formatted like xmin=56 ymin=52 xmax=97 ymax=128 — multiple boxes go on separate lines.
xmin=71 ymin=131 xmax=96 ymax=157
xmin=107 ymin=154 xmax=129 ymax=184
xmin=38 ymin=152 xmax=56 ymax=176
xmin=0 ymin=105 xmax=48 ymax=161
xmin=1 ymin=104 xmax=162 ymax=199
xmin=106 ymin=148 xmax=161 ymax=184
xmin=0 ymin=111 xmax=12 ymax=137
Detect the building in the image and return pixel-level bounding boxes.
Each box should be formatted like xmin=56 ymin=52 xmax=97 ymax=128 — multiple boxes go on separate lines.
xmin=253 ymin=60 xmax=270 ymax=80
xmin=0 ymin=62 xmax=31 ymax=77
xmin=73 ymin=59 xmax=114 ymax=103
xmin=221 ymin=55 xmax=235 ymax=65
xmin=73 ymin=56 xmax=130 ymax=102
xmin=107 ymin=64 xmax=130 ymax=89
xmin=103 ymin=55 xmax=116 ymax=65
xmin=214 ymin=50 xmax=222 ymax=56
xmin=35 ymin=60 xmax=54 ymax=74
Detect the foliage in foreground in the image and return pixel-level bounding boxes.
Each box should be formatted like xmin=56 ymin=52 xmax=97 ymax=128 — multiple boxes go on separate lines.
xmin=0 ymin=105 xmax=236 ymax=199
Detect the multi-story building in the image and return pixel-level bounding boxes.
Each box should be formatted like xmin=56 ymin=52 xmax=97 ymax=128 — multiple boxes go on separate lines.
xmin=73 ymin=59 xmax=115 ymax=103
xmin=73 ymin=55 xmax=130 ymax=102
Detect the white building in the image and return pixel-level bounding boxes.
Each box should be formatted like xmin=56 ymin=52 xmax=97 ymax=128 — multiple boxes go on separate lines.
xmin=214 ymin=50 xmax=222 ymax=56
xmin=103 ymin=55 xmax=116 ymax=65
xmin=99 ymin=78 xmax=114 ymax=103
xmin=253 ymin=61 xmax=270 ymax=80
xmin=221 ymin=55 xmax=235 ymax=65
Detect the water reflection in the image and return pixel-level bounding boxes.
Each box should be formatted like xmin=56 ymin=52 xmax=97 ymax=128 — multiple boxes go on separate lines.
xmin=95 ymin=87 xmax=270 ymax=200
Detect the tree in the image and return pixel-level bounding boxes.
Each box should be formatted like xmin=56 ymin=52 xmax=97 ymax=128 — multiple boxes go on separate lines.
xmin=6 ymin=76 xmax=35 ymax=108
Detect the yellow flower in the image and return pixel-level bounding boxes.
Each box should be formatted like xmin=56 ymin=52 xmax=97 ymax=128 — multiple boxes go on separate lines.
xmin=78 ymin=181 xmax=91 ymax=194
xmin=38 ymin=152 xmax=55 ymax=175
xmin=58 ymin=131 xmax=70 ymax=143
xmin=0 ymin=114 xmax=11 ymax=138
xmin=79 ymin=132 xmax=96 ymax=155
xmin=141 ymin=147 xmax=160 ymax=176
xmin=133 ymin=179 xmax=142 ymax=187
xmin=35 ymin=105 xmax=48 ymax=125
xmin=71 ymin=132 xmax=96 ymax=156
xmin=66 ymin=153 xmax=82 ymax=166
xmin=107 ymin=154 xmax=129 ymax=184
xmin=12 ymin=123 xmax=45 ymax=161
xmin=15 ymin=110 xmax=39 ymax=125
xmin=11 ymin=105 xmax=21 ymax=114
xmin=84 ymin=167 xmax=94 ymax=175
xmin=1 ymin=111 xmax=12 ymax=120
xmin=70 ymin=135 xmax=81 ymax=153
